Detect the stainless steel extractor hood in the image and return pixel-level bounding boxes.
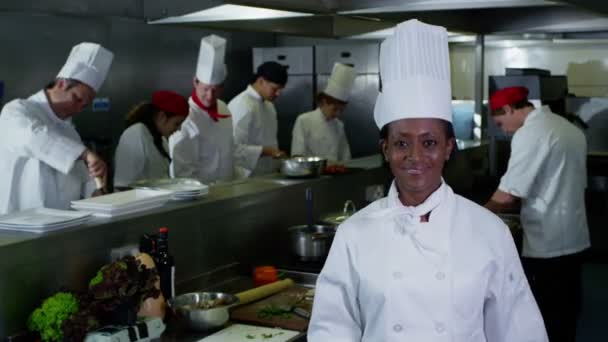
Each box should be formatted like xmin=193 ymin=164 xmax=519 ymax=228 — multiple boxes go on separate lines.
xmin=143 ymin=0 xmax=608 ymax=37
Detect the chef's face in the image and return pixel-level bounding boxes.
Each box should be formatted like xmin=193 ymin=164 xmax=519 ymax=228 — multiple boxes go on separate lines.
xmin=382 ymin=118 xmax=454 ymax=205
xmin=258 ymin=78 xmax=284 ymax=102
xmin=320 ymin=99 xmax=347 ymax=120
xmin=156 ymin=112 xmax=186 ymax=138
xmin=194 ymin=78 xmax=223 ymax=107
xmin=53 ymin=79 xmax=96 ymax=118
xmin=492 ymin=106 xmax=523 ymax=135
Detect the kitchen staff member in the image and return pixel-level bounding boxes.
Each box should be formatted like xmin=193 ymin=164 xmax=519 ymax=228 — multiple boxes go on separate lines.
xmin=228 ymin=61 xmax=288 ymax=177
xmin=291 ymin=63 xmax=355 ymax=162
xmin=169 ymin=35 xmax=259 ymax=184
xmin=114 ymin=91 xmax=188 ymax=188
xmin=485 ymin=86 xmax=590 ymax=342
xmin=308 ymin=20 xmax=547 ymax=342
xmin=0 ymin=42 xmax=113 ymax=215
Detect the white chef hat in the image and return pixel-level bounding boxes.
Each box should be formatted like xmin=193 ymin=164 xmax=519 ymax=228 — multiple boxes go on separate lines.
xmin=56 ymin=42 xmax=113 ymax=92
xmin=374 ymin=19 xmax=453 ymax=129
xmin=196 ymin=34 xmax=227 ymax=85
xmin=323 ymin=63 xmax=356 ymax=102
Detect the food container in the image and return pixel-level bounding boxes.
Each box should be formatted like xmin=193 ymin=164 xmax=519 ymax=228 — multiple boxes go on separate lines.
xmin=168 ymin=292 xmax=239 ymax=331
xmin=288 ymin=224 xmax=336 ymax=260
xmin=280 ymin=157 xmax=327 ymax=178
xmin=320 ymin=200 xmax=357 ymax=228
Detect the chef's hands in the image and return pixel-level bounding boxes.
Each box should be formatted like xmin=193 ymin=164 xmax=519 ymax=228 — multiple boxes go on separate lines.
xmin=81 ymin=149 xmax=108 ymax=194
xmin=484 ymin=190 xmax=519 ymax=213
xmin=262 ymin=146 xmax=287 ymax=159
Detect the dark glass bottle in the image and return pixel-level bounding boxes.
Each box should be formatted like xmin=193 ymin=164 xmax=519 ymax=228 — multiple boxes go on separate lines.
xmin=154 ymin=227 xmax=175 ymax=299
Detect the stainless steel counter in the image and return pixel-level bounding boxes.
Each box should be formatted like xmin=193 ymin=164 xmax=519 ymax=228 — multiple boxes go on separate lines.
xmin=0 ymin=157 xmax=389 ymax=338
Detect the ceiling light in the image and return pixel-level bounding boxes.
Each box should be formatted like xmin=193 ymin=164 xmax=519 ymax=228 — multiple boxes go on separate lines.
xmin=149 ymin=4 xmax=312 ymax=24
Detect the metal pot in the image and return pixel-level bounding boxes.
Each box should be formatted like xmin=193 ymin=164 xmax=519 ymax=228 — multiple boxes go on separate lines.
xmin=288 ymin=224 xmax=336 ymax=260
xmin=168 ymin=292 xmax=239 ymax=331
xmin=280 ymin=156 xmax=327 ymax=178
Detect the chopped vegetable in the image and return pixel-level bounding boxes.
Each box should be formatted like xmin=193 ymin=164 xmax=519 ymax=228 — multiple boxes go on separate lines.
xmin=256 ymin=304 xmax=292 ymax=319
xmin=246 ymin=334 xmax=256 ymax=339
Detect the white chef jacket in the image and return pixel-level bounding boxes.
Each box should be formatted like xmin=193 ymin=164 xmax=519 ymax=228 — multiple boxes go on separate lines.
xmin=168 ymin=98 xmax=258 ymax=184
xmin=0 ymin=90 xmax=88 ymax=214
xmin=309 ymin=181 xmax=548 ymax=342
xmin=228 ymin=85 xmax=280 ymax=177
xmin=499 ymin=105 xmax=590 ymax=258
xmin=114 ymin=123 xmax=170 ymax=187
xmin=291 ymin=108 xmax=351 ymax=162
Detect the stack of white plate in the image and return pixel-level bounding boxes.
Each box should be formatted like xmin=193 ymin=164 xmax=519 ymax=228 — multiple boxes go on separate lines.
xmin=0 ymin=208 xmax=92 ymax=233
xmin=71 ymin=189 xmax=172 ymax=217
xmin=130 ymin=178 xmax=209 ymax=201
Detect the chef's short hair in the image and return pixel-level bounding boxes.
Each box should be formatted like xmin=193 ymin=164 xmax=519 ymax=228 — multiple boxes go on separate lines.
xmin=491 ymin=98 xmax=534 ymax=116
xmin=45 ymin=78 xmax=81 ymax=90
xmin=316 ymin=92 xmax=347 ymax=106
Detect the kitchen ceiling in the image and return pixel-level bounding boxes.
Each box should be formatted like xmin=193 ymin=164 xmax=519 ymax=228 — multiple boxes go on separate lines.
xmin=3 ymin=0 xmax=608 ymax=37
xmin=144 ymin=0 xmax=608 ymax=37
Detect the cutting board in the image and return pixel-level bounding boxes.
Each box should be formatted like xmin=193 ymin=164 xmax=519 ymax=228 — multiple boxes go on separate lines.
xmin=230 ymin=286 xmax=313 ymax=331
xmin=198 ymin=324 xmax=300 ymax=342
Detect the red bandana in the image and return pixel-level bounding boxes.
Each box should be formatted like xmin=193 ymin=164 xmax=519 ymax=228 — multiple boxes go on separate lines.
xmin=191 ymin=89 xmax=231 ymax=122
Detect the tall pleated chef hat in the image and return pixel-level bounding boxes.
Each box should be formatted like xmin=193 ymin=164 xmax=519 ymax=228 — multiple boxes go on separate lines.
xmin=374 ymin=19 xmax=453 ymax=129
xmin=196 ymin=34 xmax=227 ymax=85
xmin=57 ymin=42 xmax=114 ymax=92
xmin=324 ymin=63 xmax=356 ymax=102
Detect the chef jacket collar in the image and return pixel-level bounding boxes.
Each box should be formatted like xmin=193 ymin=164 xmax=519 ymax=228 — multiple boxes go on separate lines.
xmin=386 ymin=179 xmax=447 ymax=220
xmin=32 ymin=90 xmax=73 ymax=127
xmin=316 ymin=107 xmax=331 ymax=122
xmin=246 ymin=85 xmax=264 ymax=103
xmin=523 ymin=105 xmax=548 ymax=126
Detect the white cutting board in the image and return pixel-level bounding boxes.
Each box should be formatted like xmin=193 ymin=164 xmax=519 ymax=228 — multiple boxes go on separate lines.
xmin=198 ymin=324 xmax=300 ymax=342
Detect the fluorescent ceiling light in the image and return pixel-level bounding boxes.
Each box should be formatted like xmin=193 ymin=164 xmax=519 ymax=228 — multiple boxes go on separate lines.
xmin=149 ymin=4 xmax=312 ymax=24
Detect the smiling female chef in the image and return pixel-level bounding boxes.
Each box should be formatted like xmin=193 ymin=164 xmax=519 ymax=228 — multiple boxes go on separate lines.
xmin=308 ymin=20 xmax=548 ymax=342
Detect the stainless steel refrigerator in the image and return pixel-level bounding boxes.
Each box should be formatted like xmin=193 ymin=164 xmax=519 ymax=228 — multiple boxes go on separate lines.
xmin=253 ymin=47 xmax=315 ymax=153
xmin=315 ymin=44 xmax=380 ymax=158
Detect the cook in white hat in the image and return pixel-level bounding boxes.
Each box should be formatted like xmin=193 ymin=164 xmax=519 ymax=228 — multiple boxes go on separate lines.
xmin=0 ymin=42 xmax=114 ymax=214
xmin=291 ymin=62 xmax=356 ymax=162
xmin=169 ymin=35 xmax=259 ymax=184
xmin=308 ymin=20 xmax=548 ymax=342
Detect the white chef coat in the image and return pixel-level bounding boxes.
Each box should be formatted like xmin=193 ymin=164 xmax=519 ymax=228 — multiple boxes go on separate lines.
xmin=228 ymin=85 xmax=280 ymax=177
xmin=0 ymin=90 xmax=88 ymax=214
xmin=499 ymin=105 xmax=590 ymax=258
xmin=114 ymin=123 xmax=170 ymax=187
xmin=291 ymin=108 xmax=351 ymax=162
xmin=309 ymin=181 xmax=548 ymax=342
xmin=169 ymin=98 xmax=258 ymax=184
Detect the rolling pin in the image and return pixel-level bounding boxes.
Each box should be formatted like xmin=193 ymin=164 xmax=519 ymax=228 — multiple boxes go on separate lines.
xmin=235 ymin=278 xmax=294 ymax=305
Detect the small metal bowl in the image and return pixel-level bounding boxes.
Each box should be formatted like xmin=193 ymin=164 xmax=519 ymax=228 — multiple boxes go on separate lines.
xmin=168 ymin=292 xmax=239 ymax=331
xmin=280 ymin=156 xmax=328 ymax=178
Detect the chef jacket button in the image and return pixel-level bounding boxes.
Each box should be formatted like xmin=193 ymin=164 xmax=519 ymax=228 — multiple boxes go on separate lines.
xmin=392 ymin=271 xmax=403 ymax=279
xmin=435 ymin=271 xmax=445 ymax=280
xmin=393 ymin=324 xmax=403 ymax=332
xmin=435 ymin=322 xmax=446 ymax=334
